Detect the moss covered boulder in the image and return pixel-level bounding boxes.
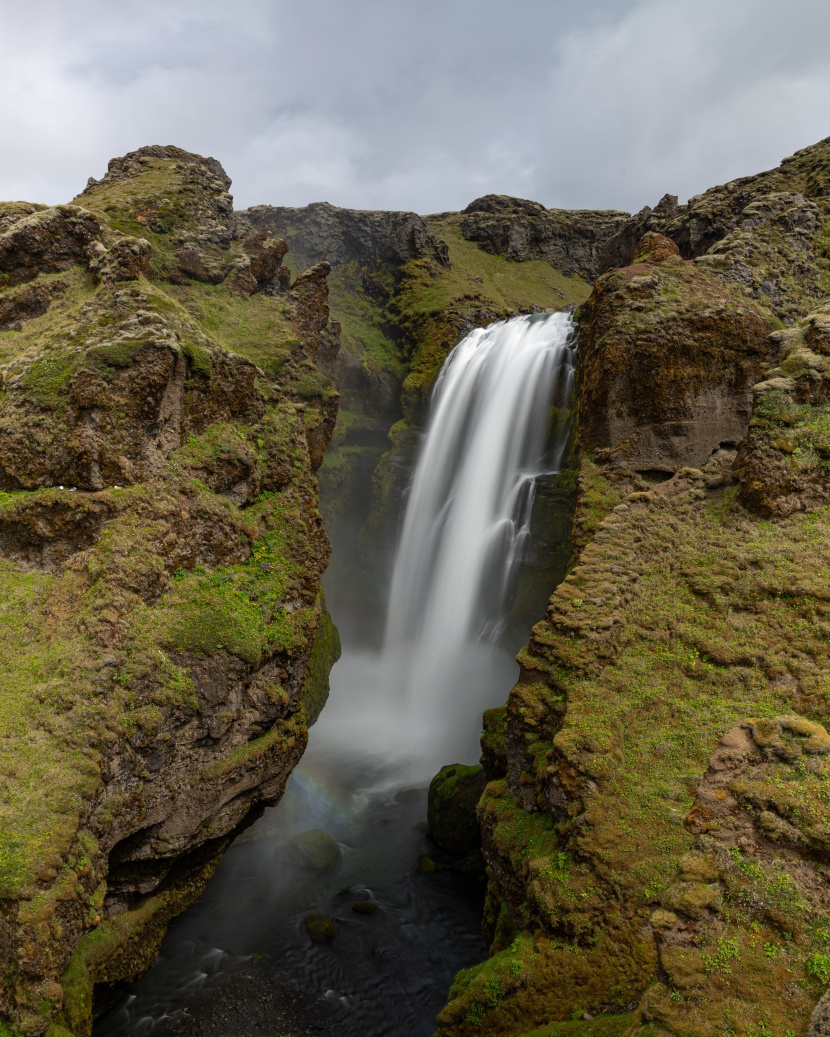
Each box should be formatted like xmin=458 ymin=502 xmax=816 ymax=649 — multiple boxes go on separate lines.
xmin=428 ymin=764 xmax=486 ymax=858
xmin=303 ymin=913 xmax=337 ymax=944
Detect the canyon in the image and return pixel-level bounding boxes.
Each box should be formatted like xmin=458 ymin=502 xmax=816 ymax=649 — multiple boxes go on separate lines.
xmin=0 ymin=134 xmax=829 ymax=1037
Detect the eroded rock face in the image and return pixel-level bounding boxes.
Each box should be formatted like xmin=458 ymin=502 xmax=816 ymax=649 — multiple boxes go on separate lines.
xmin=241 ymin=201 xmax=447 ymax=273
xmin=460 ymin=194 xmax=630 ymax=279
xmin=601 ymin=136 xmax=830 ymax=322
xmin=578 ymin=232 xmax=773 ymax=472
xmin=0 ymin=148 xmax=340 ymax=1037
xmin=736 ymin=301 xmax=830 ymax=515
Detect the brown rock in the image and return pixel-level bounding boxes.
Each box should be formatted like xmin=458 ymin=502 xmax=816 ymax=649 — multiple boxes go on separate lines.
xmin=578 ymin=236 xmax=773 ymax=472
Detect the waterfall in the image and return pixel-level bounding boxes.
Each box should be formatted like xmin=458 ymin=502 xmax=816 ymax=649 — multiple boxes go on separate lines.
xmin=382 ymin=311 xmax=576 ymax=748
xmin=312 ymin=311 xmax=576 ymax=775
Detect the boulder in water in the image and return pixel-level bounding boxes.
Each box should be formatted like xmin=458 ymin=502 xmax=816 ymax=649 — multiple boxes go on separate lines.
xmin=304 ymin=913 xmax=337 ymax=943
xmin=351 ymin=900 xmax=379 ymax=914
xmin=277 ymin=829 xmax=341 ymax=870
xmin=427 ymin=763 xmax=486 ymax=857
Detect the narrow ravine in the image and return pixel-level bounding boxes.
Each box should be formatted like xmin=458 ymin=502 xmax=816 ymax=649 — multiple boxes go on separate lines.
xmin=94 ymin=312 xmax=576 ymax=1037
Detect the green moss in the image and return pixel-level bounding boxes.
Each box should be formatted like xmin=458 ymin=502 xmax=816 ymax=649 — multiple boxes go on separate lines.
xmin=472 ymin=459 xmax=830 ymax=1034
xmin=301 ymin=593 xmax=341 ymax=724
xmin=418 ymin=215 xmax=590 ymax=316
xmin=52 ymin=847 xmax=224 ymax=1037
xmin=303 ymin=913 xmax=337 ymax=943
xmin=328 ymin=260 xmax=404 ymax=379
xmin=167 ymin=282 xmax=301 ymax=373
xmin=0 ymin=149 xmax=339 ymax=1035
xmin=520 ymin=1015 xmax=634 ymax=1037
xmin=198 ymin=718 xmax=303 ymax=782
xmin=428 ymin=764 xmax=485 ymax=857
xmin=85 ymin=343 xmax=141 ymax=370
xmin=20 ymin=348 xmax=81 ymax=409
xmin=0 ymin=561 xmax=102 ymax=897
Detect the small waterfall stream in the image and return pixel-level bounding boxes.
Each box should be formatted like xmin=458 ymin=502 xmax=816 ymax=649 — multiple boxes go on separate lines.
xmin=94 ymin=312 xmax=576 ymax=1037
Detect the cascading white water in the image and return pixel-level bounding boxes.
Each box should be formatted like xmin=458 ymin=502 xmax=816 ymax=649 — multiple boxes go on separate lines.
xmin=312 ymin=310 xmax=576 ymax=775
xmin=381 ymin=311 xmax=576 ymax=752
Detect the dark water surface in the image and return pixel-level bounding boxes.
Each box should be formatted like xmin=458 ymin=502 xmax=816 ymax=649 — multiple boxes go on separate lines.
xmin=94 ymin=711 xmax=488 ymax=1037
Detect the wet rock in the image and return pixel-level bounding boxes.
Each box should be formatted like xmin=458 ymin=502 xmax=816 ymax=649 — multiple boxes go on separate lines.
xmin=351 ymin=900 xmax=379 ymax=915
xmin=303 ymin=913 xmax=337 ymax=943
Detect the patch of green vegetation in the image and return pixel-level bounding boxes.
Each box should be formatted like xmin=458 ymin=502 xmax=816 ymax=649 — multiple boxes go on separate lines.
xmin=0 ymin=561 xmax=102 ymax=897
xmin=51 ymin=847 xmax=223 ymax=1037
xmin=421 ymin=215 xmax=590 ymax=316
xmin=469 ymin=460 xmax=830 ymax=1034
xmin=328 ymin=261 xmax=404 ymax=379
xmin=301 ymin=593 xmax=341 ymax=724
xmin=0 ymin=148 xmax=341 ymax=1036
xmin=520 ymin=1014 xmax=635 ymax=1037
xmin=167 ymin=281 xmax=301 ymax=374
xmin=286 ymin=364 xmax=338 ymax=401
xmin=130 ymin=497 xmax=312 ymax=666
xmin=390 ymin=223 xmax=589 ymax=422
xmin=74 ymin=158 xmax=181 ymax=233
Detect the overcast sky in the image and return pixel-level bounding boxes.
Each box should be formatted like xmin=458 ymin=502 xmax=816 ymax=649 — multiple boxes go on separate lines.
xmin=1 ymin=0 xmax=829 ymax=215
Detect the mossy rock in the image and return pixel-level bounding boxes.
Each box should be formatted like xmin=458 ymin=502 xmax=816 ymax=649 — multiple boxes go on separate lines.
xmin=351 ymin=900 xmax=379 ymax=915
xmin=428 ymin=763 xmax=486 ymax=857
xmin=277 ymin=829 xmax=341 ymax=870
xmin=303 ymin=913 xmax=337 ymax=943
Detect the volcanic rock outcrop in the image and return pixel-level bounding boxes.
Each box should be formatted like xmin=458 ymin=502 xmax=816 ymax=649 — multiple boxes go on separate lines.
xmin=0 ymin=146 xmax=340 ymax=1037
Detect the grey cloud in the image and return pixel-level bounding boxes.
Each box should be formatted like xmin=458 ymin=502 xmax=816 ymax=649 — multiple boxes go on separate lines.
xmin=0 ymin=0 xmax=827 ymax=215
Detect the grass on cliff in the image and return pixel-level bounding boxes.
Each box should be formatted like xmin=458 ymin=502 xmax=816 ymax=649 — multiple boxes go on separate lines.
xmin=419 ymin=215 xmax=591 ymax=315
xmin=327 ymin=260 xmax=405 ymax=380
xmin=451 ymin=461 xmax=830 ymax=1036
xmin=0 ymin=562 xmax=102 ymax=898
xmin=167 ymin=281 xmax=303 ymax=376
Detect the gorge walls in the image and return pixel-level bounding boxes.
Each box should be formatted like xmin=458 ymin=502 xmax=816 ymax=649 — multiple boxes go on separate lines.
xmin=3 ymin=131 xmax=830 ymax=1037
xmin=0 ymin=147 xmax=340 ymax=1037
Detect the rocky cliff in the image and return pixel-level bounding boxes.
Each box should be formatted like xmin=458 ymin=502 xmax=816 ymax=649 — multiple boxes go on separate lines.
xmin=0 ymin=146 xmax=340 ymax=1037
xmin=435 ymin=138 xmax=830 ymax=1037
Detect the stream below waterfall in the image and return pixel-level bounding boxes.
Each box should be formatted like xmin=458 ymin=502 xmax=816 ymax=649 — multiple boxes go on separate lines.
xmin=94 ymin=312 xmax=576 ymax=1037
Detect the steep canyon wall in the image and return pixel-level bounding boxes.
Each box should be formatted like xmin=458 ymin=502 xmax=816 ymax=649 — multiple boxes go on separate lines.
xmin=0 ymin=147 xmax=341 ymax=1037
xmin=436 ymin=137 xmax=830 ymax=1037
